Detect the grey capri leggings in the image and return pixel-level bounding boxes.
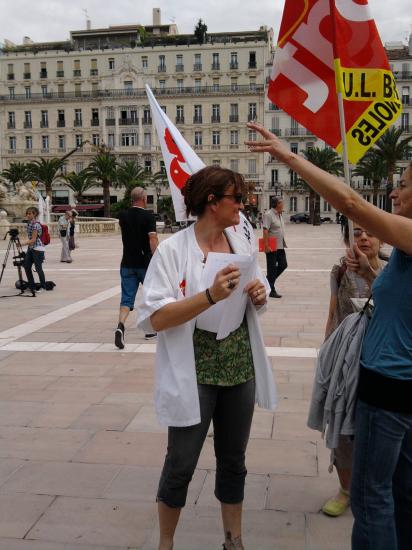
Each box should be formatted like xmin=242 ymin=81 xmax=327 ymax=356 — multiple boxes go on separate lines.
xmin=157 ymin=378 xmax=256 ymax=508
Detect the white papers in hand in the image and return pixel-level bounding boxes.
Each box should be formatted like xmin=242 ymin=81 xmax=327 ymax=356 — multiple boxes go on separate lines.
xmin=196 ymin=252 xmax=257 ymax=340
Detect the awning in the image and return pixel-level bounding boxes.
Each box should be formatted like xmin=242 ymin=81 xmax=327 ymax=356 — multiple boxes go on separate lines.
xmin=52 ymin=204 xmax=105 ymax=213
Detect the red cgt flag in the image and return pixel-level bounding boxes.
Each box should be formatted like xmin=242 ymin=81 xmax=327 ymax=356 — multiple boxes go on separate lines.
xmin=268 ymin=0 xmax=402 ymax=164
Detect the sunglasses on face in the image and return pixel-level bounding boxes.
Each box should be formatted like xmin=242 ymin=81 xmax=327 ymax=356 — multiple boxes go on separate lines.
xmin=353 ymin=229 xmax=373 ymax=238
xmin=218 ymin=193 xmax=245 ymax=204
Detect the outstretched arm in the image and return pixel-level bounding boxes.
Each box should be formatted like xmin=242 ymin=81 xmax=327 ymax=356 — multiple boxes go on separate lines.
xmin=246 ymin=123 xmax=412 ymax=255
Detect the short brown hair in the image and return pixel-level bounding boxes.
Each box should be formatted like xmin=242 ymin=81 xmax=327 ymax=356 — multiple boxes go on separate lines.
xmin=26 ymin=206 xmax=39 ymax=217
xmin=181 ymin=166 xmax=246 ymax=217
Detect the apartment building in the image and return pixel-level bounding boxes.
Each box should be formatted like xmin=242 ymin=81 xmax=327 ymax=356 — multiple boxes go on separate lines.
xmin=0 ymin=9 xmax=272 ymax=212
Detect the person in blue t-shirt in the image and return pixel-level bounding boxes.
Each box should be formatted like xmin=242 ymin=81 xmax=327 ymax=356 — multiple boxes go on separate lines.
xmin=22 ymin=206 xmax=47 ymax=296
xmin=246 ymin=123 xmax=412 ymax=550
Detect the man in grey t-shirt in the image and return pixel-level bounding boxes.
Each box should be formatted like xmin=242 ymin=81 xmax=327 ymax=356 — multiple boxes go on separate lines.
xmin=262 ymin=198 xmax=287 ymax=298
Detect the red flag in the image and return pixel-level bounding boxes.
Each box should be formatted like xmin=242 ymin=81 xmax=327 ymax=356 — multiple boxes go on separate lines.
xmin=268 ymin=0 xmax=402 ymax=163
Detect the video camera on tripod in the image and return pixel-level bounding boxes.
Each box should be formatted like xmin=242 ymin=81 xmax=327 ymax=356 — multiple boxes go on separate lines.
xmin=5 ymin=229 xmax=26 ymax=268
xmin=0 ymin=227 xmax=28 ymax=295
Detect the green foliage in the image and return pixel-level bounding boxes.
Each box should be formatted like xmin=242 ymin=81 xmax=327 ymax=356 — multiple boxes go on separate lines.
xmin=87 ymin=146 xmax=118 ymax=217
xmin=1 ymin=162 xmax=31 ymax=191
xmin=352 ymin=150 xmax=387 ymax=206
xmin=27 ymin=157 xmax=65 ymax=197
xmin=194 ymin=19 xmax=208 ymax=44
xmin=150 ymin=170 xmax=169 ymax=200
xmin=157 ymin=196 xmax=175 ymax=223
xmin=63 ymin=170 xmax=95 ymax=203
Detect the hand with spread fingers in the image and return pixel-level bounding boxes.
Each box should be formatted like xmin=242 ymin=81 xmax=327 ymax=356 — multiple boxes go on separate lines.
xmin=209 ymin=264 xmax=241 ymax=303
xmin=245 ymin=122 xmax=292 ymax=163
xmin=244 ymin=278 xmax=267 ymax=307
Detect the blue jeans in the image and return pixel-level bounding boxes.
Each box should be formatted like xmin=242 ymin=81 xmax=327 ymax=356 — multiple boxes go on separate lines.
xmin=24 ymin=248 xmax=46 ymax=291
xmin=120 ymin=267 xmax=146 ymax=310
xmin=351 ymin=399 xmax=412 ymax=550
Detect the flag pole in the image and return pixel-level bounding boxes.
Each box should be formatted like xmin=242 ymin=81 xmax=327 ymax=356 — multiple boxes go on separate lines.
xmin=336 ymin=91 xmax=355 ymax=249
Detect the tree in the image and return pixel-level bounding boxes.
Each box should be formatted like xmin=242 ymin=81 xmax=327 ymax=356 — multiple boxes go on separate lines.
xmin=27 ymin=158 xmax=65 ymax=198
xmin=157 ymin=196 xmax=175 ymax=223
xmin=87 ymin=146 xmax=118 ymax=217
xmin=150 ymin=170 xmax=169 ymax=203
xmin=372 ymin=126 xmax=412 ymax=212
xmin=1 ymin=161 xmax=31 ymax=192
xmin=63 ymin=170 xmax=95 ymax=204
xmin=116 ymin=160 xmax=148 ymax=193
xmin=300 ymin=147 xmax=343 ymax=225
xmin=352 ymin=150 xmax=387 ymax=206
xmin=194 ymin=19 xmax=207 ymax=44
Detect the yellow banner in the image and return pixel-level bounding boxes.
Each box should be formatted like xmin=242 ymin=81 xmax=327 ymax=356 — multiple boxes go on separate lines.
xmin=334 ymin=61 xmax=400 ymax=103
xmin=336 ymin=98 xmax=402 ymax=163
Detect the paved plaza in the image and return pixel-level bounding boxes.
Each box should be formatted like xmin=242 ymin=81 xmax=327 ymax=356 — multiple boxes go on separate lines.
xmin=0 ymin=222 xmax=367 ymax=550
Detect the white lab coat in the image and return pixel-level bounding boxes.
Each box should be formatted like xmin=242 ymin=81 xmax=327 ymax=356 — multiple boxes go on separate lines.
xmin=138 ymin=224 xmax=278 ymax=427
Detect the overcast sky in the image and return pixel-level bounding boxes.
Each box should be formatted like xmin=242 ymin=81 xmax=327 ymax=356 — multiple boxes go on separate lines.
xmin=1 ymin=0 xmax=411 ymax=46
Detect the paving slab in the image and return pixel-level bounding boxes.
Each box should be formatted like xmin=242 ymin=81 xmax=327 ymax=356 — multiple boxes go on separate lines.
xmin=0 ymin=493 xmax=54 ymax=538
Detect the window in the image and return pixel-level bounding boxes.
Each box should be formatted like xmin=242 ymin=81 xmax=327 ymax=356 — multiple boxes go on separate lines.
xmin=230 ymin=104 xmax=238 ymax=122
xmin=290 ymin=142 xmax=298 ymax=154
xmin=194 ymin=131 xmax=202 ymax=146
xmin=271 ymin=169 xmax=279 ymax=184
xmin=7 ymin=111 xmax=15 ymax=129
xmin=177 ymin=79 xmax=184 ymax=92
xmin=213 ymin=159 xmax=221 ymax=167
xmin=212 ymin=104 xmax=220 ymax=122
xmin=25 ymin=136 xmax=33 ymax=151
xmin=58 ymin=110 xmax=65 ymax=127
xmin=290 ymin=196 xmax=297 ymax=212
xmin=58 ymin=84 xmax=64 ymax=98
xmin=305 ymin=196 xmax=310 ymax=211
xmin=159 ymin=79 xmax=166 ymax=90
xmin=248 ymin=159 xmax=257 ymax=174
xmin=75 ymin=162 xmax=84 ymax=174
xmin=74 ymin=83 xmax=81 ymax=97
xmin=143 ymin=107 xmax=151 ymax=124
xmin=212 ymin=53 xmax=220 ymax=70
xmin=40 ymin=85 xmax=48 ymax=97
xmin=75 ymin=134 xmax=83 ymax=147
xmin=248 ymin=130 xmax=257 ymax=141
xmin=249 ymin=77 xmax=256 ymax=91
xmin=124 ymin=81 xmax=133 ymax=94
xmin=73 ymin=59 xmax=81 ymax=76
xmin=143 ymin=132 xmax=151 ymax=147
xmin=159 ymin=55 xmax=166 ymax=71
xmin=92 ymin=134 xmax=100 ymax=146
xmin=8 ymin=87 xmax=15 ymax=99
xmin=401 ymin=113 xmax=409 ymax=131
xmin=25 ymin=86 xmax=31 ymax=99
xmin=402 ymin=86 xmax=410 ymax=105
xmin=41 ymin=110 xmax=48 ymax=128
xmin=194 ymin=53 xmax=202 ymax=70
xmin=248 ymin=103 xmax=257 ymax=121
xmin=144 ymin=158 xmax=152 ymax=173
xmin=24 ymin=111 xmax=32 ymax=128
xmin=74 ymin=109 xmax=82 ymax=126
xmin=212 ymin=78 xmax=220 ymax=91
xmin=108 ymin=134 xmax=115 ymax=148
xmin=212 ymin=131 xmax=220 ymax=146
xmin=90 ymin=58 xmax=98 ymax=76
xmin=9 ymin=136 xmax=16 ymax=151
xmin=40 ymin=61 xmax=47 ymax=78
xmin=160 ymin=160 xmax=166 ymax=173
xmin=57 ymin=60 xmax=64 ymax=77
xmin=41 ymin=135 xmax=49 ymax=151
xmin=24 ymin=63 xmax=30 ymax=78
xmin=176 ymin=105 xmax=184 ymax=122
xmin=142 ymin=56 xmax=148 ymax=68
xmin=194 ymin=78 xmax=201 ymax=92
xmin=7 ymin=63 xmax=14 ymax=79
xmin=108 ymin=58 xmax=115 ymax=70
xmin=121 ymin=133 xmax=138 ymax=146
xmin=58 ymin=135 xmax=65 ymax=150
xmin=323 ymin=201 xmax=331 ymax=212
xmin=230 ymin=159 xmax=239 ymax=172
xmin=249 ymin=51 xmax=257 ymax=69
xmin=194 ymin=105 xmax=202 ymax=123
xmin=91 ymin=108 xmax=99 ymax=125
xmin=176 ymin=54 xmax=184 ymax=71
xmin=230 ymin=52 xmax=238 ymax=69
xmin=161 ymin=105 xmax=167 ymax=113
xmin=230 ymin=130 xmax=239 ymax=145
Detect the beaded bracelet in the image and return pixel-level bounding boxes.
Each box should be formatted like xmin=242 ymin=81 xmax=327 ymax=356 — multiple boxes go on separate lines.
xmin=205 ymin=288 xmax=216 ymax=305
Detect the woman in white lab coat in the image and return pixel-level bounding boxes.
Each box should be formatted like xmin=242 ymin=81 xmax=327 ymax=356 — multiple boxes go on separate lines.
xmin=138 ymin=166 xmax=277 ymax=550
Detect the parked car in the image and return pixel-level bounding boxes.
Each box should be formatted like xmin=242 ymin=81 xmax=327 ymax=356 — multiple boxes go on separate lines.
xmin=290 ymin=213 xmax=309 ymax=223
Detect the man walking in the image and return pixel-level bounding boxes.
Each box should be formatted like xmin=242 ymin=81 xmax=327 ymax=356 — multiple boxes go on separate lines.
xmin=263 ymin=198 xmax=287 ymax=298
xmin=115 ymin=187 xmax=158 ymax=349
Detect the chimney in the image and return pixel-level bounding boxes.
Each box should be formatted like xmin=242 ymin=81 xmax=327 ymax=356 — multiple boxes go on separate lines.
xmin=153 ymin=8 xmax=161 ymax=26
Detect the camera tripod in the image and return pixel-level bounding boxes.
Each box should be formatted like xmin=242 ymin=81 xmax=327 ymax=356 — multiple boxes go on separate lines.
xmin=0 ymin=231 xmax=28 ymax=298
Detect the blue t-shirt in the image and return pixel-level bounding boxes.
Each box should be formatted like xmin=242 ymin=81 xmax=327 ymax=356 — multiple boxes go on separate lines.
xmin=361 ymin=248 xmax=412 ymax=380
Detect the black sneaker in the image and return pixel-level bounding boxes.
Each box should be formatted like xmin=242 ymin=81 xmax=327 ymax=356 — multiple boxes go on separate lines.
xmin=115 ymin=323 xmax=125 ymax=349
xmin=144 ymin=333 xmax=157 ymax=341
xmin=269 ymin=290 xmax=282 ymax=298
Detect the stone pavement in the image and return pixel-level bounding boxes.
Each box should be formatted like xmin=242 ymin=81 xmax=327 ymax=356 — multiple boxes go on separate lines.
xmin=0 ymin=223 xmax=368 ymax=550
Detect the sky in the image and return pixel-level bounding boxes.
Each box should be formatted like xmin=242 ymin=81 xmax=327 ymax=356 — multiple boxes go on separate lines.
xmin=0 ymin=0 xmax=411 ymax=46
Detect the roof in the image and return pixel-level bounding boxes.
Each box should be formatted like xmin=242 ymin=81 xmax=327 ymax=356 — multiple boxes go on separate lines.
xmin=385 ymin=46 xmax=411 ymax=60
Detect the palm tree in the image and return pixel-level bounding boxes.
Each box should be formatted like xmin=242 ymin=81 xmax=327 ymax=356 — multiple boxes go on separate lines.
xmin=1 ymin=161 xmax=31 ymax=192
xmin=300 ymin=147 xmax=343 ymax=225
xmin=115 ymin=160 xmax=149 ymax=206
xmin=150 ymin=170 xmax=169 ymax=202
xmin=352 ymin=150 xmax=387 ymax=206
xmin=87 ymin=146 xmax=118 ymax=217
xmin=63 ymin=170 xmax=96 ymax=204
xmin=372 ymin=126 xmax=412 ymax=211
xmin=27 ymin=158 xmax=65 ymax=199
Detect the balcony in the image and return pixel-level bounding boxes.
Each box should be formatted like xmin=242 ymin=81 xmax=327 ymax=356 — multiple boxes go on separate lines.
xmin=8 ymin=149 xmax=16 ymax=154
xmin=142 ymin=117 xmax=152 ymax=125
xmin=74 ymin=120 xmax=82 ymax=127
xmin=175 ymin=64 xmax=184 ymax=72
xmin=56 ymin=70 xmax=64 ymax=77
xmin=41 ymin=148 xmax=49 ymax=154
xmin=270 ymin=128 xmax=282 ymax=136
xmin=40 ymin=70 xmax=48 ymax=78
xmin=24 ymin=148 xmax=33 ymax=153
xmin=24 ymin=121 xmax=32 ymax=128
xmin=119 ymin=118 xmax=138 ymax=126
xmin=23 ymin=72 xmax=31 ymax=79
xmin=40 ymin=121 xmax=49 ymax=128
xmin=7 ymin=74 xmax=15 ymax=80
xmin=230 ymin=62 xmax=238 ymax=70
xmin=57 ymin=120 xmax=65 ymax=127
xmin=158 ymin=65 xmax=167 ymax=72
xmin=394 ymin=71 xmax=412 ymax=80
xmin=211 ymin=63 xmax=220 ymax=71
xmin=106 ymin=118 xmax=115 ymax=126
xmin=193 ymin=116 xmax=203 ymax=123
xmin=73 ymin=69 xmax=81 ymax=77
xmin=211 ymin=115 xmax=221 ymax=123
xmin=193 ymin=63 xmax=202 ymax=71
xmin=212 ymin=144 xmax=221 ymax=150
xmin=268 ymin=103 xmax=280 ymax=111
xmin=248 ymin=62 xmax=257 ymax=69
xmin=175 ymin=116 xmax=185 ymax=124
xmin=90 ymin=69 xmax=98 ymax=76
xmin=248 ymin=113 xmax=257 ymax=121
xmin=229 ymin=144 xmax=239 ymax=149
xmin=7 ymin=122 xmax=15 ymax=129
xmin=91 ymin=118 xmax=100 ymax=126
xmin=284 ymin=127 xmax=314 ymax=137
xmin=229 ymin=115 xmax=239 ymax=122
